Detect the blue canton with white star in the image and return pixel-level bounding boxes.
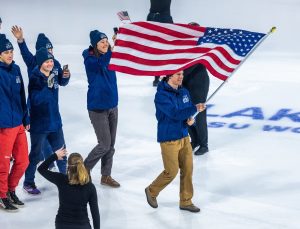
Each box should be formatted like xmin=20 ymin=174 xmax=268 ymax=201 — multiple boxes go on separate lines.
xmin=197 ymin=27 xmax=266 ymax=57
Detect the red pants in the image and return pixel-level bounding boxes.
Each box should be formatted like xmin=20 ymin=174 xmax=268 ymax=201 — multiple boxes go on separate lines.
xmin=0 ymin=125 xmax=29 ymax=198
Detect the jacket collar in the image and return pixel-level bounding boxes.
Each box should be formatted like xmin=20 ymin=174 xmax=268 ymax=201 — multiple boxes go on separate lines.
xmin=0 ymin=60 xmax=15 ymax=71
xmin=158 ymin=81 xmax=182 ymax=94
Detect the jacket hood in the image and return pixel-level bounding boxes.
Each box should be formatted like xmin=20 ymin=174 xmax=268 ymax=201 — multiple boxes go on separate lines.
xmin=157 ymin=81 xmax=182 ymax=94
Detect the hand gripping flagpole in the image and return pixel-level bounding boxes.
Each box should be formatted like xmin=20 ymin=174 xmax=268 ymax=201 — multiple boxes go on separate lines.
xmin=192 ymin=26 xmax=276 ymax=119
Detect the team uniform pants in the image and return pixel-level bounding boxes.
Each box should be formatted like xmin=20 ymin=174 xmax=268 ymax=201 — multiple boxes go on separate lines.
xmin=0 ymin=125 xmax=29 ymax=198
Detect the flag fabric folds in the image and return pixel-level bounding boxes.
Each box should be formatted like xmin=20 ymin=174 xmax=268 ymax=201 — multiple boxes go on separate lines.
xmin=109 ymin=21 xmax=266 ymax=81
xmin=117 ymin=11 xmax=131 ymax=21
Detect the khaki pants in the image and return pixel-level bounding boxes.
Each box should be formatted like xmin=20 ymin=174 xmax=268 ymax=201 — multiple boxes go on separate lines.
xmin=148 ymin=137 xmax=194 ymax=207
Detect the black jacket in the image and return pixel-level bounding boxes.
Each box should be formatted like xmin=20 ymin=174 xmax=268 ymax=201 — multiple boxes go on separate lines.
xmin=147 ymin=0 xmax=173 ymax=23
xmin=183 ymin=64 xmax=210 ymax=104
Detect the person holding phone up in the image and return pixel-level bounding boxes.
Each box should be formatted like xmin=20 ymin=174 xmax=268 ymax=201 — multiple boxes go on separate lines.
xmin=38 ymin=148 xmax=100 ymax=229
xmin=23 ymin=47 xmax=70 ymax=195
xmin=11 ymin=26 xmax=71 ymax=188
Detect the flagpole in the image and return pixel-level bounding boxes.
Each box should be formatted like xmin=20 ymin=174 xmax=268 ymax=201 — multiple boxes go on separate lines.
xmin=192 ymin=26 xmax=276 ymax=119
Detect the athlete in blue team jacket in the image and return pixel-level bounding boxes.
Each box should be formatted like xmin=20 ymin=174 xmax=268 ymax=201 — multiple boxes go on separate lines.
xmin=23 ymin=47 xmax=70 ymax=195
xmin=145 ymin=71 xmax=204 ymax=213
xmin=0 ymin=34 xmax=29 ymax=211
xmin=11 ymin=26 xmax=70 ymax=177
xmin=82 ymin=30 xmax=120 ymax=188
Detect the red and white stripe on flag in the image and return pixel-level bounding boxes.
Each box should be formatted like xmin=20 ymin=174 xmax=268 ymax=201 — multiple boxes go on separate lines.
xmin=109 ymin=22 xmax=254 ymax=81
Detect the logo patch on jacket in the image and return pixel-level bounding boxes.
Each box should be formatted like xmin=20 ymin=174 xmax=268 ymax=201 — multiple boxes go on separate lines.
xmin=48 ymin=73 xmax=55 ymax=88
xmin=52 ymin=68 xmax=58 ymax=76
xmin=54 ymin=82 xmax=59 ymax=89
xmin=16 ymin=75 xmax=21 ymax=84
xmin=183 ymin=94 xmax=189 ymax=103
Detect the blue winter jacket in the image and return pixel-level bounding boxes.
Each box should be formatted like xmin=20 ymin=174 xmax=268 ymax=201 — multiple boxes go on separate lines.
xmin=18 ymin=40 xmax=63 ymax=78
xmin=155 ymin=81 xmax=197 ymax=142
xmin=0 ymin=61 xmax=29 ymax=128
xmin=28 ymin=66 xmax=69 ymax=133
xmin=82 ymin=47 xmax=118 ymax=110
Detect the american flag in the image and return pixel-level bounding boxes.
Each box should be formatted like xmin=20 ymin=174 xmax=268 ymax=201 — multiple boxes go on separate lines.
xmin=117 ymin=11 xmax=131 ymax=21
xmin=109 ymin=21 xmax=266 ymax=81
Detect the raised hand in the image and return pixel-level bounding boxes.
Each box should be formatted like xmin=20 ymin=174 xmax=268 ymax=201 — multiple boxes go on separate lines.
xmin=11 ymin=25 xmax=24 ymax=42
xmin=55 ymin=146 xmax=67 ymax=160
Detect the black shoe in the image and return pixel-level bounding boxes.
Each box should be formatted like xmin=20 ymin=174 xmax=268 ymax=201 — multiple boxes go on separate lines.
xmin=180 ymin=204 xmax=200 ymax=213
xmin=194 ymin=146 xmax=209 ymax=155
xmin=145 ymin=187 xmax=158 ymax=208
xmin=7 ymin=191 xmax=24 ymax=206
xmin=191 ymin=142 xmax=199 ymax=151
xmin=0 ymin=198 xmax=18 ymax=211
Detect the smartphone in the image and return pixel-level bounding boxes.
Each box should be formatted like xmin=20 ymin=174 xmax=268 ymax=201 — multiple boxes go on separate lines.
xmin=63 ymin=64 xmax=68 ymax=71
xmin=113 ymin=27 xmax=119 ymax=35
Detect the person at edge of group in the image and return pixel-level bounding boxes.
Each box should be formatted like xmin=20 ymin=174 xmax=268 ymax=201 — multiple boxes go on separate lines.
xmin=145 ymin=70 xmax=205 ymax=213
xmin=0 ymin=34 xmax=30 ymax=211
xmin=38 ymin=148 xmax=100 ymax=229
xmin=11 ymin=25 xmax=69 ymax=171
xmin=183 ymin=22 xmax=210 ymax=156
xmin=82 ymin=30 xmax=120 ymax=188
xmin=23 ymin=47 xmax=70 ymax=195
xmin=147 ymin=0 xmax=173 ymax=87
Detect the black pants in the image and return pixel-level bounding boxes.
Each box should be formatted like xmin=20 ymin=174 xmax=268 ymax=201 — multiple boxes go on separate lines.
xmin=188 ymin=109 xmax=208 ymax=148
xmin=56 ymin=222 xmax=91 ymax=229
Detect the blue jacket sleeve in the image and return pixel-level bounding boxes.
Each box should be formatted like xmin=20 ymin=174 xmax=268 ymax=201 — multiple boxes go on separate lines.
xmin=18 ymin=68 xmax=30 ymax=126
xmin=155 ymin=92 xmax=197 ymax=121
xmin=83 ymin=49 xmax=111 ymax=74
xmin=18 ymin=41 xmax=36 ymax=71
xmin=13 ymin=65 xmax=29 ymax=126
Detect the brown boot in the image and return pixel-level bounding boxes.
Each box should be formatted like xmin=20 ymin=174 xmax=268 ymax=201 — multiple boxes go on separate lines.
xmin=179 ymin=204 xmax=200 ymax=213
xmin=145 ymin=187 xmax=158 ymax=208
xmin=101 ymin=176 xmax=120 ymax=188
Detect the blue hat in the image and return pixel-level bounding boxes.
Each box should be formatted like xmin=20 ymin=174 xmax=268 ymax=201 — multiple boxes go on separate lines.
xmin=36 ymin=47 xmax=54 ymax=66
xmin=0 ymin=34 xmax=13 ymax=53
xmin=89 ymin=30 xmax=108 ymax=48
xmin=35 ymin=33 xmax=53 ymax=50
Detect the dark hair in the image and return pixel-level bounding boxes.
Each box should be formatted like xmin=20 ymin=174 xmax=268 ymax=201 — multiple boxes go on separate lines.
xmin=188 ymin=22 xmax=200 ymax=26
xmin=162 ymin=74 xmax=172 ymax=82
xmin=67 ymin=153 xmax=90 ymax=185
xmin=93 ymin=47 xmax=101 ymax=57
xmin=93 ymin=44 xmax=112 ymax=58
